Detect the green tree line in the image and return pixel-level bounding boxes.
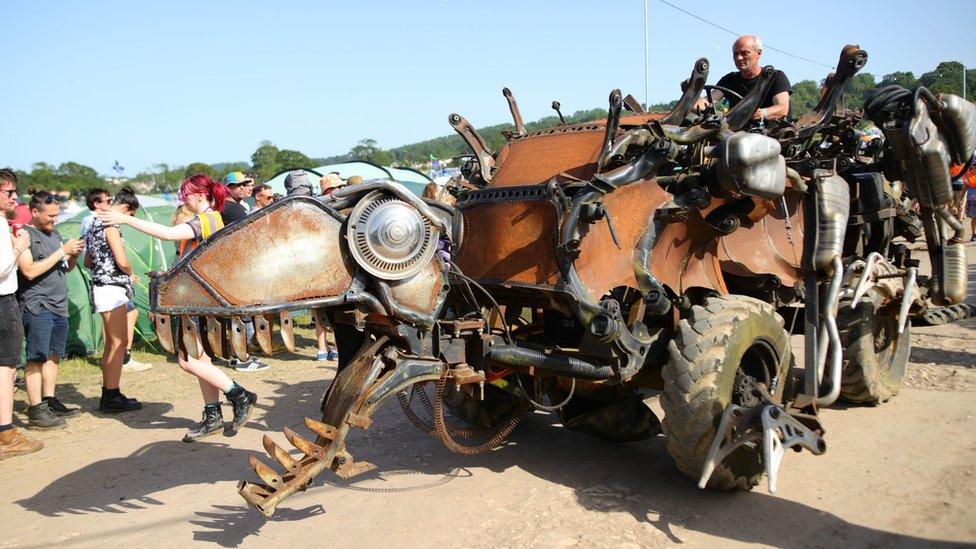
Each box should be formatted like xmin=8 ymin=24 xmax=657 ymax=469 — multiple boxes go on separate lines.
xmin=13 ymin=60 xmax=973 ymax=195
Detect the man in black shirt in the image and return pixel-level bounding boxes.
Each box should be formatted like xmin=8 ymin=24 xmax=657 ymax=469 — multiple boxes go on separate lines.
xmin=695 ymin=35 xmax=792 ymax=123
xmin=220 ymin=171 xmax=255 ymax=225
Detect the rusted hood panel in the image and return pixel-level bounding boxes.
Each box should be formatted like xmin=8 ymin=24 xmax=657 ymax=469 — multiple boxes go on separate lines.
xmin=576 ymin=181 xmax=670 ymax=299
xmin=154 ymin=198 xmax=355 ymax=314
xmin=456 ymin=200 xmax=559 ymax=287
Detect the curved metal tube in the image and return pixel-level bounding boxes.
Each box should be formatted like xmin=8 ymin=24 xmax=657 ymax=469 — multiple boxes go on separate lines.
xmin=724 ymin=66 xmax=777 ymax=131
xmin=502 ymin=87 xmax=526 ymax=135
xmin=816 ymin=257 xmax=844 ymax=407
xmin=596 ymin=89 xmax=624 ymax=172
xmin=448 ymin=112 xmax=494 ymax=184
xmin=485 ymin=344 xmax=614 ymax=380
xmin=851 ymin=251 xmax=883 ymax=306
xmin=661 ymin=57 xmax=710 ymax=125
xmin=897 ymin=267 xmax=917 ymax=334
xmin=658 ymin=121 xmax=724 ymax=144
xmin=794 ymin=46 xmax=869 ymax=141
xmin=330 ymin=179 xmax=450 ymax=233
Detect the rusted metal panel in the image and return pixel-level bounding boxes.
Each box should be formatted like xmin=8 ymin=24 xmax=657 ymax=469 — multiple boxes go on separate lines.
xmin=652 ymin=215 xmax=727 ymax=294
xmin=387 ymin=260 xmax=446 ymax=315
xmin=717 ymin=192 xmax=805 ymax=286
xmin=189 ymin=201 xmax=355 ymax=307
xmin=157 ymin=272 xmax=219 ymax=309
xmin=490 ymin=127 xmax=605 ymax=187
xmin=576 ymin=181 xmax=670 ymax=298
xmin=456 ymin=201 xmax=559 ymax=286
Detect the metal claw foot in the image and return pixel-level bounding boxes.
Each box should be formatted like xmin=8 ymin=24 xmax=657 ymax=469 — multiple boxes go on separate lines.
xmin=699 ymin=391 xmax=825 ymax=493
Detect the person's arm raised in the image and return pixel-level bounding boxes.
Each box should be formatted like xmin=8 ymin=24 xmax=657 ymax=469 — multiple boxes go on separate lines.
xmin=96 ymin=210 xmax=195 ymax=242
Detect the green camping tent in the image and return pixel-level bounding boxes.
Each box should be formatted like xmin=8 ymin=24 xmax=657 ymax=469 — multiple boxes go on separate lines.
xmin=57 ymin=199 xmax=176 ymax=356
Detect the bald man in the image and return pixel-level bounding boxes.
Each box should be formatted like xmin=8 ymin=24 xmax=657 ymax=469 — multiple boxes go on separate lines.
xmin=696 ymin=35 xmax=792 ymax=123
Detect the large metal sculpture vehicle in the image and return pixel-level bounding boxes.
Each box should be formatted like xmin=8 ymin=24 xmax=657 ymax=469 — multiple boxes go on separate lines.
xmin=148 ymin=45 xmax=975 ymax=517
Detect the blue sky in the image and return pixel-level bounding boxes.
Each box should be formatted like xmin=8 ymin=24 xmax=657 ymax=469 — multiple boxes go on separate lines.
xmin=2 ymin=0 xmax=973 ymax=175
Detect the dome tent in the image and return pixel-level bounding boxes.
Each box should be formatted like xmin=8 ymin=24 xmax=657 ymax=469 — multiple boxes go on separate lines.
xmin=264 ymin=161 xmax=431 ymax=197
xmin=57 ymin=198 xmax=176 ymax=356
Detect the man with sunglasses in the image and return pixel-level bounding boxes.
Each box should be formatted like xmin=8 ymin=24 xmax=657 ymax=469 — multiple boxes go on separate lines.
xmin=0 ymin=169 xmax=44 ymax=459
xmin=252 ymin=184 xmax=274 ymax=209
xmin=218 ymin=172 xmax=269 ymax=372
xmin=17 ymin=188 xmax=84 ymax=430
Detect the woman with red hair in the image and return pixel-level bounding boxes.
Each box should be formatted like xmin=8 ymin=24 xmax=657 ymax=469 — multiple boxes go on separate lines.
xmin=96 ymin=174 xmax=257 ymax=442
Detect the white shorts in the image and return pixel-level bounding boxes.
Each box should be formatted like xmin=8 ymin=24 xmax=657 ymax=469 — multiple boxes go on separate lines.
xmin=93 ymin=285 xmax=129 ymax=313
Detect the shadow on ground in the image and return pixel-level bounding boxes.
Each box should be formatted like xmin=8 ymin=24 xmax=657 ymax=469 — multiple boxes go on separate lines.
xmin=910 ymin=346 xmax=976 ymax=368
xmin=15 ymin=372 xmax=961 ymax=547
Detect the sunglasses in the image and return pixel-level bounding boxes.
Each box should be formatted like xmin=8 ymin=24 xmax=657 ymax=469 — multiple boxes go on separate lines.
xmin=0 ymin=188 xmax=17 ymax=197
xmin=35 ymin=195 xmax=58 ymax=205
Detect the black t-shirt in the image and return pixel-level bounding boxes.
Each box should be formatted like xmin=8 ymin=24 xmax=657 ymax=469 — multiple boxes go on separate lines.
xmin=220 ymin=199 xmax=249 ymax=225
xmin=715 ymin=69 xmax=792 ymax=110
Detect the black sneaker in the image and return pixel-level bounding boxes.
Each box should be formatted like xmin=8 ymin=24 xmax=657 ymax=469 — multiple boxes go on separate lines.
xmin=225 ymin=388 xmax=257 ymax=436
xmin=27 ymin=402 xmax=67 ymax=430
xmin=99 ymin=393 xmax=143 ymax=414
xmin=44 ymin=396 xmax=81 ymax=418
xmin=183 ymin=405 xmax=223 ymax=442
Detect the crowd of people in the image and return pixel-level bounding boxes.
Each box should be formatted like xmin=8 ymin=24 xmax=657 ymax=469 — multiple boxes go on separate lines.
xmin=0 ymin=167 xmax=366 ymax=460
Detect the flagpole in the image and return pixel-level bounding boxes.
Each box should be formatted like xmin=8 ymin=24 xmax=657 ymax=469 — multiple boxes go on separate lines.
xmin=644 ymin=0 xmax=649 ymax=108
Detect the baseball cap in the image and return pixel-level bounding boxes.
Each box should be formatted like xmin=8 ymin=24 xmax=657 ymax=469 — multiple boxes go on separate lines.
xmin=222 ymin=171 xmax=254 ymax=186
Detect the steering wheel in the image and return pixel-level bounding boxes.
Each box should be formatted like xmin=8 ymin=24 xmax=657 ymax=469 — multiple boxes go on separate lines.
xmin=703 ymin=84 xmax=743 ymax=102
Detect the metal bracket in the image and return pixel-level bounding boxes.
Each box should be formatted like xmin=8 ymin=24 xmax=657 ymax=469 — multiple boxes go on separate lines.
xmin=699 ymin=391 xmax=825 ymax=493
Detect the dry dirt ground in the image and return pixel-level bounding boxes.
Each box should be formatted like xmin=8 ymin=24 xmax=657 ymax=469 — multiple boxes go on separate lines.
xmin=2 ymin=246 xmax=975 ymax=548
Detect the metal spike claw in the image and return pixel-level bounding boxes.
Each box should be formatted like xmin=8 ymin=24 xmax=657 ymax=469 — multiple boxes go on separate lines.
xmin=699 ymin=399 xmax=826 ymax=493
xmin=153 ymin=314 xmax=175 ymax=354
xmin=248 ymin=454 xmax=284 ymax=488
xmin=303 ymin=417 xmax=338 ymax=441
xmin=255 ymin=315 xmax=274 ymax=355
xmin=279 ymin=311 xmax=296 ymax=353
xmin=205 ymin=317 xmax=225 ymax=358
xmin=262 ymin=434 xmax=299 ymax=472
xmin=181 ymin=316 xmax=203 ymax=359
xmin=283 ymin=426 xmax=327 ymax=460
xmin=229 ymin=317 xmax=248 ymax=361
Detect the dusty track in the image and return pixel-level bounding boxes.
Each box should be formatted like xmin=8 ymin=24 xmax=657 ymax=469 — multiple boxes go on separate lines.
xmin=2 ymin=244 xmax=975 ymax=548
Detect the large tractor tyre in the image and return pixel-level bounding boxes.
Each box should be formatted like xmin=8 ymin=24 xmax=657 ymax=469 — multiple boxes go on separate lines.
xmin=838 ymin=289 xmax=910 ymax=405
xmin=661 ymin=295 xmax=793 ymax=490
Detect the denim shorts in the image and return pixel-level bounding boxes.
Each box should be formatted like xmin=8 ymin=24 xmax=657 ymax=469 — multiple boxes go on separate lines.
xmin=0 ymin=295 xmax=24 ymax=366
xmin=22 ymin=307 xmax=68 ymax=363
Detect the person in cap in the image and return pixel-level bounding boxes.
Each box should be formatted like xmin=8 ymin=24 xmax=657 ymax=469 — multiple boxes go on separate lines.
xmin=218 ymin=172 xmax=269 ymax=372
xmin=220 ymin=171 xmax=255 ymax=225
xmin=284 ymin=170 xmax=313 ymax=196
xmin=319 ymin=172 xmax=344 ymax=196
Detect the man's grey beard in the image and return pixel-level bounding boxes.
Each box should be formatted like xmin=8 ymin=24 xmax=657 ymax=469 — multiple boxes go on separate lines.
xmin=4 ymin=208 xmax=14 ymax=221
